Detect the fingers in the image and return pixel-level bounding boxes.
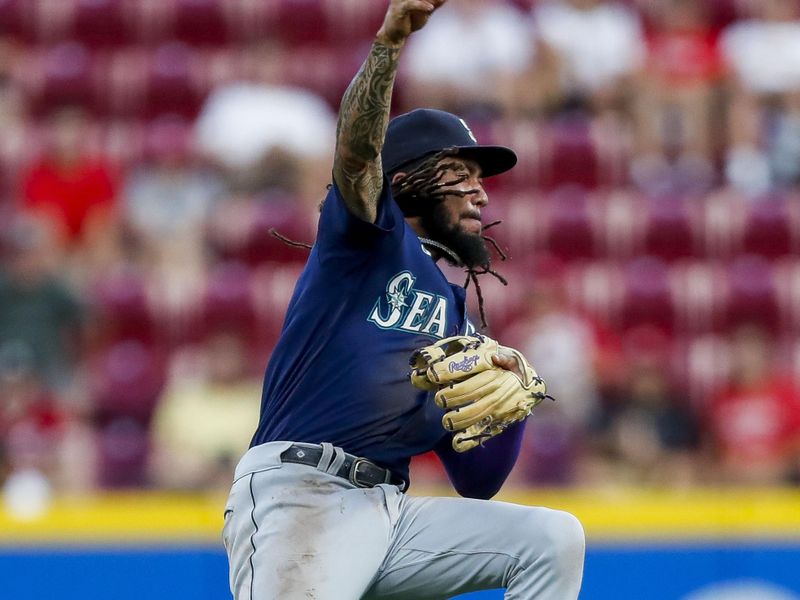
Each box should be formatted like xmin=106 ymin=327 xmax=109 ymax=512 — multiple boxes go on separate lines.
xmin=441 ymin=373 xmax=519 ymax=431
xmin=402 ymin=0 xmax=436 ymax=13
xmin=434 ymin=369 xmax=500 ymax=409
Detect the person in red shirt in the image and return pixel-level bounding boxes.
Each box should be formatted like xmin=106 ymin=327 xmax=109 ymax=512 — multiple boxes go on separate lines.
xmin=21 ymin=105 xmax=119 ymax=257
xmin=705 ymin=324 xmax=800 ymax=484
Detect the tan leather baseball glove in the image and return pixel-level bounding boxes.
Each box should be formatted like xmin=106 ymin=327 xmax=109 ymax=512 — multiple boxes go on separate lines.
xmin=409 ymin=334 xmax=551 ymax=452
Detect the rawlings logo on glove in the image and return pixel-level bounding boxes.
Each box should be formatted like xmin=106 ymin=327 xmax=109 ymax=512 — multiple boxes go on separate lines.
xmin=409 ymin=334 xmax=553 ymax=452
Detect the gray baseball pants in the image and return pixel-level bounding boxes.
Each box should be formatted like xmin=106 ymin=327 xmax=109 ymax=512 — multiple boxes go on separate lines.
xmin=223 ymin=442 xmax=585 ymax=600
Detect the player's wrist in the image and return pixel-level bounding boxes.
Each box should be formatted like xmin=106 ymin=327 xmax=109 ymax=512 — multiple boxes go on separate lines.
xmin=375 ymin=28 xmax=407 ymax=49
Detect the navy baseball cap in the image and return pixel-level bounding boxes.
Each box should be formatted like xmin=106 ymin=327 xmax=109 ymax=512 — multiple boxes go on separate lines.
xmin=382 ymin=109 xmax=517 ymax=178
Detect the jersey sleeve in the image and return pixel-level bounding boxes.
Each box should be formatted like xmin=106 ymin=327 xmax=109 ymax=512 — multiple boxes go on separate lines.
xmin=315 ymin=178 xmax=404 ymax=256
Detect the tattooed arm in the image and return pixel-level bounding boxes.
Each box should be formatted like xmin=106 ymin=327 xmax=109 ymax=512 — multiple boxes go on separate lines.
xmin=333 ymin=0 xmax=445 ymax=223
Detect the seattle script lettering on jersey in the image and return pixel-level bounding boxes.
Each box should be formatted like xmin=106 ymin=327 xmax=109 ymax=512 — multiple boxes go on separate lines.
xmin=368 ymin=271 xmax=450 ymax=337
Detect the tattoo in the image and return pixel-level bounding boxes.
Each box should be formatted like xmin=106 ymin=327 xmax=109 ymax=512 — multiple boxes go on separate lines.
xmin=333 ymin=40 xmax=401 ymax=222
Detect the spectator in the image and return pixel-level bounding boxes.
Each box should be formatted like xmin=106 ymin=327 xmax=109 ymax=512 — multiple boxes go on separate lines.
xmin=720 ymin=0 xmax=800 ymax=195
xmin=0 ymin=216 xmax=83 ymax=390
xmin=500 ymin=262 xmax=605 ymax=485
xmin=124 ymin=116 xmax=225 ymax=282
xmin=149 ymin=330 xmax=261 ymax=490
xmin=588 ymin=357 xmax=700 ymax=486
xmin=402 ymin=0 xmax=547 ymax=116
xmin=704 ymin=324 xmax=800 ymax=485
xmin=630 ymin=0 xmax=722 ymax=196
xmin=195 ymin=73 xmax=336 ymax=200
xmin=533 ymin=0 xmax=645 ymax=112
xmin=20 ymin=105 xmax=121 ymax=272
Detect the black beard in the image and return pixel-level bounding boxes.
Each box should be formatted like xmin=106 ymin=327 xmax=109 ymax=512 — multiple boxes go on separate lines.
xmin=421 ymin=202 xmax=491 ymax=269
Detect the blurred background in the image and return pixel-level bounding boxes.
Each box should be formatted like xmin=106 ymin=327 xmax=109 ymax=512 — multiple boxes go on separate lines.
xmin=0 ymin=0 xmax=799 ymax=599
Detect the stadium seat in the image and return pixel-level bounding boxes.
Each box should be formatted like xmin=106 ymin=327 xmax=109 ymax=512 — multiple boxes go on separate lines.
xmin=174 ymin=0 xmax=229 ymax=46
xmin=90 ymin=269 xmax=156 ymax=344
xmin=251 ymin=262 xmax=304 ymax=358
xmin=622 ymin=256 xmax=674 ymax=332
xmin=725 ymin=254 xmax=779 ymax=331
xmin=544 ymin=186 xmax=596 ymax=260
xmin=540 ymin=117 xmax=598 ymax=190
xmin=39 ymin=42 xmax=94 ymax=112
xmin=142 ymin=115 xmax=193 ymax=162
xmin=201 ymin=261 xmax=257 ymax=338
xmin=146 ymin=42 xmax=199 ymax=117
xmin=275 ymin=0 xmax=328 ymax=45
xmin=742 ymin=198 xmax=793 ymax=258
xmin=643 ymin=197 xmax=695 ymax=261
xmin=90 ymin=340 xmax=166 ymax=423
xmin=0 ymin=0 xmax=34 ymax=41
xmin=74 ymin=0 xmax=130 ymax=47
xmin=96 ymin=416 xmax=152 ymax=488
xmin=237 ymin=196 xmax=316 ymax=266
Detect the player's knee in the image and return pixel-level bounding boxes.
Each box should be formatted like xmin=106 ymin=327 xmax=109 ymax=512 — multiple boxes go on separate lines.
xmin=528 ymin=509 xmax=585 ymax=574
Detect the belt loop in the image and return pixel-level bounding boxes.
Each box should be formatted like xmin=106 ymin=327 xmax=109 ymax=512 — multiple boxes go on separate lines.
xmin=316 ymin=442 xmax=334 ymax=472
xmin=326 ymin=446 xmax=346 ymax=475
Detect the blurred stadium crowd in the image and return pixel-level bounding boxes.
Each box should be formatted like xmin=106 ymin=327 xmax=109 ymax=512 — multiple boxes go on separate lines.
xmin=1 ymin=0 xmax=800 ymax=499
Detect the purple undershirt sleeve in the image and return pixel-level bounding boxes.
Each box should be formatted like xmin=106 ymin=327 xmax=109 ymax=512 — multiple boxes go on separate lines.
xmin=434 ymin=420 xmax=526 ymax=500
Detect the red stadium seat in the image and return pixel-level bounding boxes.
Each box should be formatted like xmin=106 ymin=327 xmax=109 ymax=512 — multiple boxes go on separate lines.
xmin=90 ymin=340 xmax=166 ymax=422
xmin=742 ymin=198 xmax=793 ymax=258
xmin=544 ymin=186 xmax=596 ymax=260
xmin=251 ymin=262 xmax=304 ymax=358
xmin=96 ymin=417 xmax=151 ymax=488
xmin=237 ymin=196 xmax=316 ymax=266
xmin=0 ymin=0 xmax=35 ymax=41
xmin=91 ymin=269 xmax=156 ymax=344
xmin=282 ymin=45 xmax=363 ymax=109
xmin=643 ymin=197 xmax=696 ymax=261
xmin=540 ymin=117 xmax=598 ymax=190
xmin=201 ymin=261 xmax=257 ymax=338
xmin=146 ymin=42 xmax=200 ymax=117
xmin=142 ymin=115 xmax=193 ymax=163
xmin=74 ymin=0 xmax=131 ymax=47
xmin=275 ymin=0 xmax=328 ymax=45
xmin=325 ymin=0 xmax=387 ymax=44
xmin=174 ymin=0 xmax=229 ymax=46
xmin=622 ymin=256 xmax=673 ymax=332
xmin=725 ymin=254 xmax=779 ymax=331
xmin=39 ymin=42 xmax=94 ymax=112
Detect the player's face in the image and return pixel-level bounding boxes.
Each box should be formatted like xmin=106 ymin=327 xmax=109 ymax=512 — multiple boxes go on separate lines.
xmin=435 ymin=158 xmax=488 ymax=236
xmin=419 ymin=157 xmax=491 ymax=268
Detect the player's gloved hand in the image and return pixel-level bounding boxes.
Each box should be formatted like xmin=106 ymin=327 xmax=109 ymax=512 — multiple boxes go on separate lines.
xmin=410 ymin=334 xmax=552 ymax=452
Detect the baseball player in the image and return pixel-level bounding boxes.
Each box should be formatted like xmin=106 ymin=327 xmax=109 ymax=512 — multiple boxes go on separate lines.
xmin=222 ymin=1 xmax=585 ymax=598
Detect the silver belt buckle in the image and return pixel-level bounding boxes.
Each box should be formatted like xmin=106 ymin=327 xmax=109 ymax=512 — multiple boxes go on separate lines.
xmin=348 ymin=458 xmax=372 ymax=488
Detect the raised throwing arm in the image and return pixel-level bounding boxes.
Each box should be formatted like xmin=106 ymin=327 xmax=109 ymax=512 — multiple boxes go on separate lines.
xmin=333 ymin=0 xmax=445 ymax=223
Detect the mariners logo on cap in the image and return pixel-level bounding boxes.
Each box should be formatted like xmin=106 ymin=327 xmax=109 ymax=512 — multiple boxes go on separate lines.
xmin=459 ymin=118 xmax=477 ymax=143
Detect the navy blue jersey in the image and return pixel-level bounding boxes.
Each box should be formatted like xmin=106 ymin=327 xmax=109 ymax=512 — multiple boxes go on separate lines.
xmin=251 ymin=181 xmax=476 ymax=480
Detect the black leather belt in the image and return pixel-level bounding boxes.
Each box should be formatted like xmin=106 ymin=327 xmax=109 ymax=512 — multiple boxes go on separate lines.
xmin=280 ymin=444 xmax=407 ymax=491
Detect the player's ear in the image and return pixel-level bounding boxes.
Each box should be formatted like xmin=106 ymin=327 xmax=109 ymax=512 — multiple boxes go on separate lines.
xmin=391 ymin=171 xmax=406 ymax=185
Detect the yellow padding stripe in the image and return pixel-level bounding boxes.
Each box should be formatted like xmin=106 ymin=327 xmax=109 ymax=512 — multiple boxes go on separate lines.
xmin=1 ymin=488 xmax=799 ymax=544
